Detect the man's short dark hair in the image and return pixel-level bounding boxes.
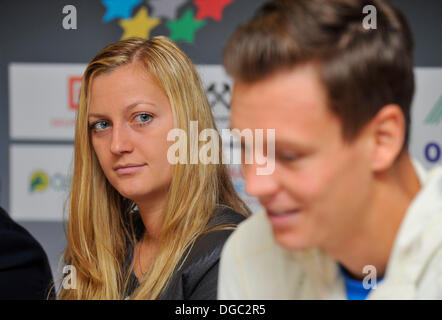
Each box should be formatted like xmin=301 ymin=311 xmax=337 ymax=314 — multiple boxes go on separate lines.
xmin=224 ymin=0 xmax=414 ymax=147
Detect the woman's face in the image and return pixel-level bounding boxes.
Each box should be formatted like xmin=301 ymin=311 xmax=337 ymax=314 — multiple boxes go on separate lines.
xmin=88 ymin=62 xmax=174 ymax=203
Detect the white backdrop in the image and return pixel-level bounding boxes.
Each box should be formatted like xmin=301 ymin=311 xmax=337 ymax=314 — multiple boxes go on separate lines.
xmin=8 ymin=63 xmax=442 ymax=220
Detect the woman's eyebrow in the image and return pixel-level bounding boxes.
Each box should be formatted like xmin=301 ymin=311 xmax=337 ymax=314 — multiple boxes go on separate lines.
xmin=88 ymin=101 xmax=157 ymax=119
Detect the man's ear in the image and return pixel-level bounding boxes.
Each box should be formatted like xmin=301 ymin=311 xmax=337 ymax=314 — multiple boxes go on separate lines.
xmin=368 ymin=104 xmax=406 ymax=172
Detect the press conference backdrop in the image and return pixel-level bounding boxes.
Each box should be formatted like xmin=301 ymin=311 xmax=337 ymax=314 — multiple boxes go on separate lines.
xmin=1 ymin=0 xmax=441 ymax=280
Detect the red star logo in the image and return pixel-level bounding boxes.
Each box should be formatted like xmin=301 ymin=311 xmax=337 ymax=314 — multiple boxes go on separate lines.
xmin=194 ymin=0 xmax=234 ymax=21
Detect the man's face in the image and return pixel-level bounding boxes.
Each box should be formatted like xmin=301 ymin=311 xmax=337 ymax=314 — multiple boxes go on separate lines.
xmin=230 ymin=64 xmax=373 ymax=251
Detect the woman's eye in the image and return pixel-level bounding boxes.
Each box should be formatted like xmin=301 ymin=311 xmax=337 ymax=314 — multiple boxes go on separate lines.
xmin=134 ymin=113 xmax=153 ymax=124
xmin=90 ymin=121 xmax=110 ymax=131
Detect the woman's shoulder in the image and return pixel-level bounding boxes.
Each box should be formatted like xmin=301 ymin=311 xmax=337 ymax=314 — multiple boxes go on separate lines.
xmin=207 ymin=206 xmax=248 ymax=229
xmin=181 ymin=207 xmax=247 ymax=268
xmin=159 ymin=207 xmax=247 ymax=299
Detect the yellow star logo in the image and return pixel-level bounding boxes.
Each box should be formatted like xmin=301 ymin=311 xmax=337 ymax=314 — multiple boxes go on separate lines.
xmin=119 ymin=7 xmax=160 ymax=40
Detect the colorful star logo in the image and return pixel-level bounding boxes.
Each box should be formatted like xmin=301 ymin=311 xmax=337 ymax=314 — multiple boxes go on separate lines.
xmin=102 ymin=0 xmax=142 ymax=22
xmin=119 ymin=7 xmax=161 ymax=40
xmin=148 ymin=0 xmax=188 ymax=20
xmin=194 ymin=0 xmax=234 ymax=21
xmin=101 ymin=0 xmax=236 ymax=44
xmin=166 ymin=9 xmax=207 ymax=43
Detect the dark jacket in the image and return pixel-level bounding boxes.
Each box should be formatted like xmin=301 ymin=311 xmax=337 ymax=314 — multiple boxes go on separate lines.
xmin=0 ymin=207 xmax=54 ymax=299
xmin=126 ymin=207 xmax=246 ymax=299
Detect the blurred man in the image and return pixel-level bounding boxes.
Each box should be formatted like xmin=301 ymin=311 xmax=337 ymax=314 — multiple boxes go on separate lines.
xmin=0 ymin=206 xmax=53 ymax=299
xmin=219 ymin=0 xmax=442 ymax=299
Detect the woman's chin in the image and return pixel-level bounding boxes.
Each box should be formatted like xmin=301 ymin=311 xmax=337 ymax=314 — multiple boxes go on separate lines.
xmin=115 ymin=188 xmax=146 ymax=201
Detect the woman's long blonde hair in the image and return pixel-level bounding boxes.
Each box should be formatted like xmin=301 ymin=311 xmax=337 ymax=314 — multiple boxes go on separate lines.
xmin=58 ymin=36 xmax=250 ymax=299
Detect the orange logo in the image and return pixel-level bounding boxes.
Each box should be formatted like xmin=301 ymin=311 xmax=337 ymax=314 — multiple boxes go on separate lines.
xmin=69 ymin=76 xmax=82 ymax=110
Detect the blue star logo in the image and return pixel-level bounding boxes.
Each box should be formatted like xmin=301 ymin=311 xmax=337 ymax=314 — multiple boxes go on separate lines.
xmin=102 ymin=0 xmax=142 ymax=22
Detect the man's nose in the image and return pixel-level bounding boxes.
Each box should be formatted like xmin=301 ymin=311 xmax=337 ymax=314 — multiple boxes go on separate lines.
xmin=110 ymin=123 xmax=134 ymax=155
xmin=242 ymin=162 xmax=279 ymax=199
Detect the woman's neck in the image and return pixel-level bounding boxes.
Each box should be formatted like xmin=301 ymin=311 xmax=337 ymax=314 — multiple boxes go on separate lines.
xmin=135 ymin=190 xmax=169 ymax=242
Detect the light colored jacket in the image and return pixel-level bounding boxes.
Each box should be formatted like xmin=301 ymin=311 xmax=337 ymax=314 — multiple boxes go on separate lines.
xmin=218 ymin=163 xmax=442 ymax=299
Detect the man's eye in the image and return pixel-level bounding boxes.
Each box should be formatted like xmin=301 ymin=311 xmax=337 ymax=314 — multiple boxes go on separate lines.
xmin=90 ymin=121 xmax=110 ymax=131
xmin=134 ymin=113 xmax=153 ymax=124
xmin=278 ymin=152 xmax=298 ymax=162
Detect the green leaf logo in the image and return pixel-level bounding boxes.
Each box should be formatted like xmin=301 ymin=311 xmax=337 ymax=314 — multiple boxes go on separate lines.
xmin=424 ymin=95 xmax=442 ymax=125
xmin=30 ymin=170 xmax=49 ymax=192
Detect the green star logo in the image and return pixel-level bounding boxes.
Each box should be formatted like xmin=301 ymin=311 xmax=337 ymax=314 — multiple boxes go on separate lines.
xmin=166 ymin=9 xmax=207 ymax=43
xmin=424 ymin=94 xmax=442 ymax=125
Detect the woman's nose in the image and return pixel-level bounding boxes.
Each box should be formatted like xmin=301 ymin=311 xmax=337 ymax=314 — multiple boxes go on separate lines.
xmin=110 ymin=123 xmax=134 ymax=155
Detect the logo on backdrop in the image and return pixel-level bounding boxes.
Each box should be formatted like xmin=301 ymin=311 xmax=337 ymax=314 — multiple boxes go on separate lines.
xmin=424 ymin=94 xmax=442 ymax=164
xmin=30 ymin=171 xmax=49 ymax=192
xmin=69 ymin=76 xmax=82 ymax=110
xmin=49 ymin=76 xmax=80 ymax=128
xmin=424 ymin=94 xmax=442 ymax=125
xmin=100 ymin=0 xmax=235 ymax=43
xmin=29 ymin=170 xmax=70 ymax=193
xmin=206 ymin=82 xmax=230 ymax=110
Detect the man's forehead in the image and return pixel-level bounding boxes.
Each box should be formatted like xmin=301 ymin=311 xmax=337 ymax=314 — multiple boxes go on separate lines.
xmin=232 ymin=64 xmax=327 ymax=104
xmin=229 ymin=65 xmax=343 ymax=146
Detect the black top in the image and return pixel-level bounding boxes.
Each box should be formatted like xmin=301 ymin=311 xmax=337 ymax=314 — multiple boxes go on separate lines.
xmin=0 ymin=207 xmax=54 ymax=299
xmin=125 ymin=207 xmax=246 ymax=299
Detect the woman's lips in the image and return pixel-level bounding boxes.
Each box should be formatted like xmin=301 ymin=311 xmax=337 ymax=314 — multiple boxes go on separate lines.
xmin=115 ymin=164 xmax=147 ymax=175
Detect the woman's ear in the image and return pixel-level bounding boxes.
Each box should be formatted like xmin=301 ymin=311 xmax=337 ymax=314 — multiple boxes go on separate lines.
xmin=368 ymin=104 xmax=406 ymax=172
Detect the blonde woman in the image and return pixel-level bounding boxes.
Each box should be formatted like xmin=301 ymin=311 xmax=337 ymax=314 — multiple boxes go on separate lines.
xmin=58 ymin=36 xmax=250 ymax=299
